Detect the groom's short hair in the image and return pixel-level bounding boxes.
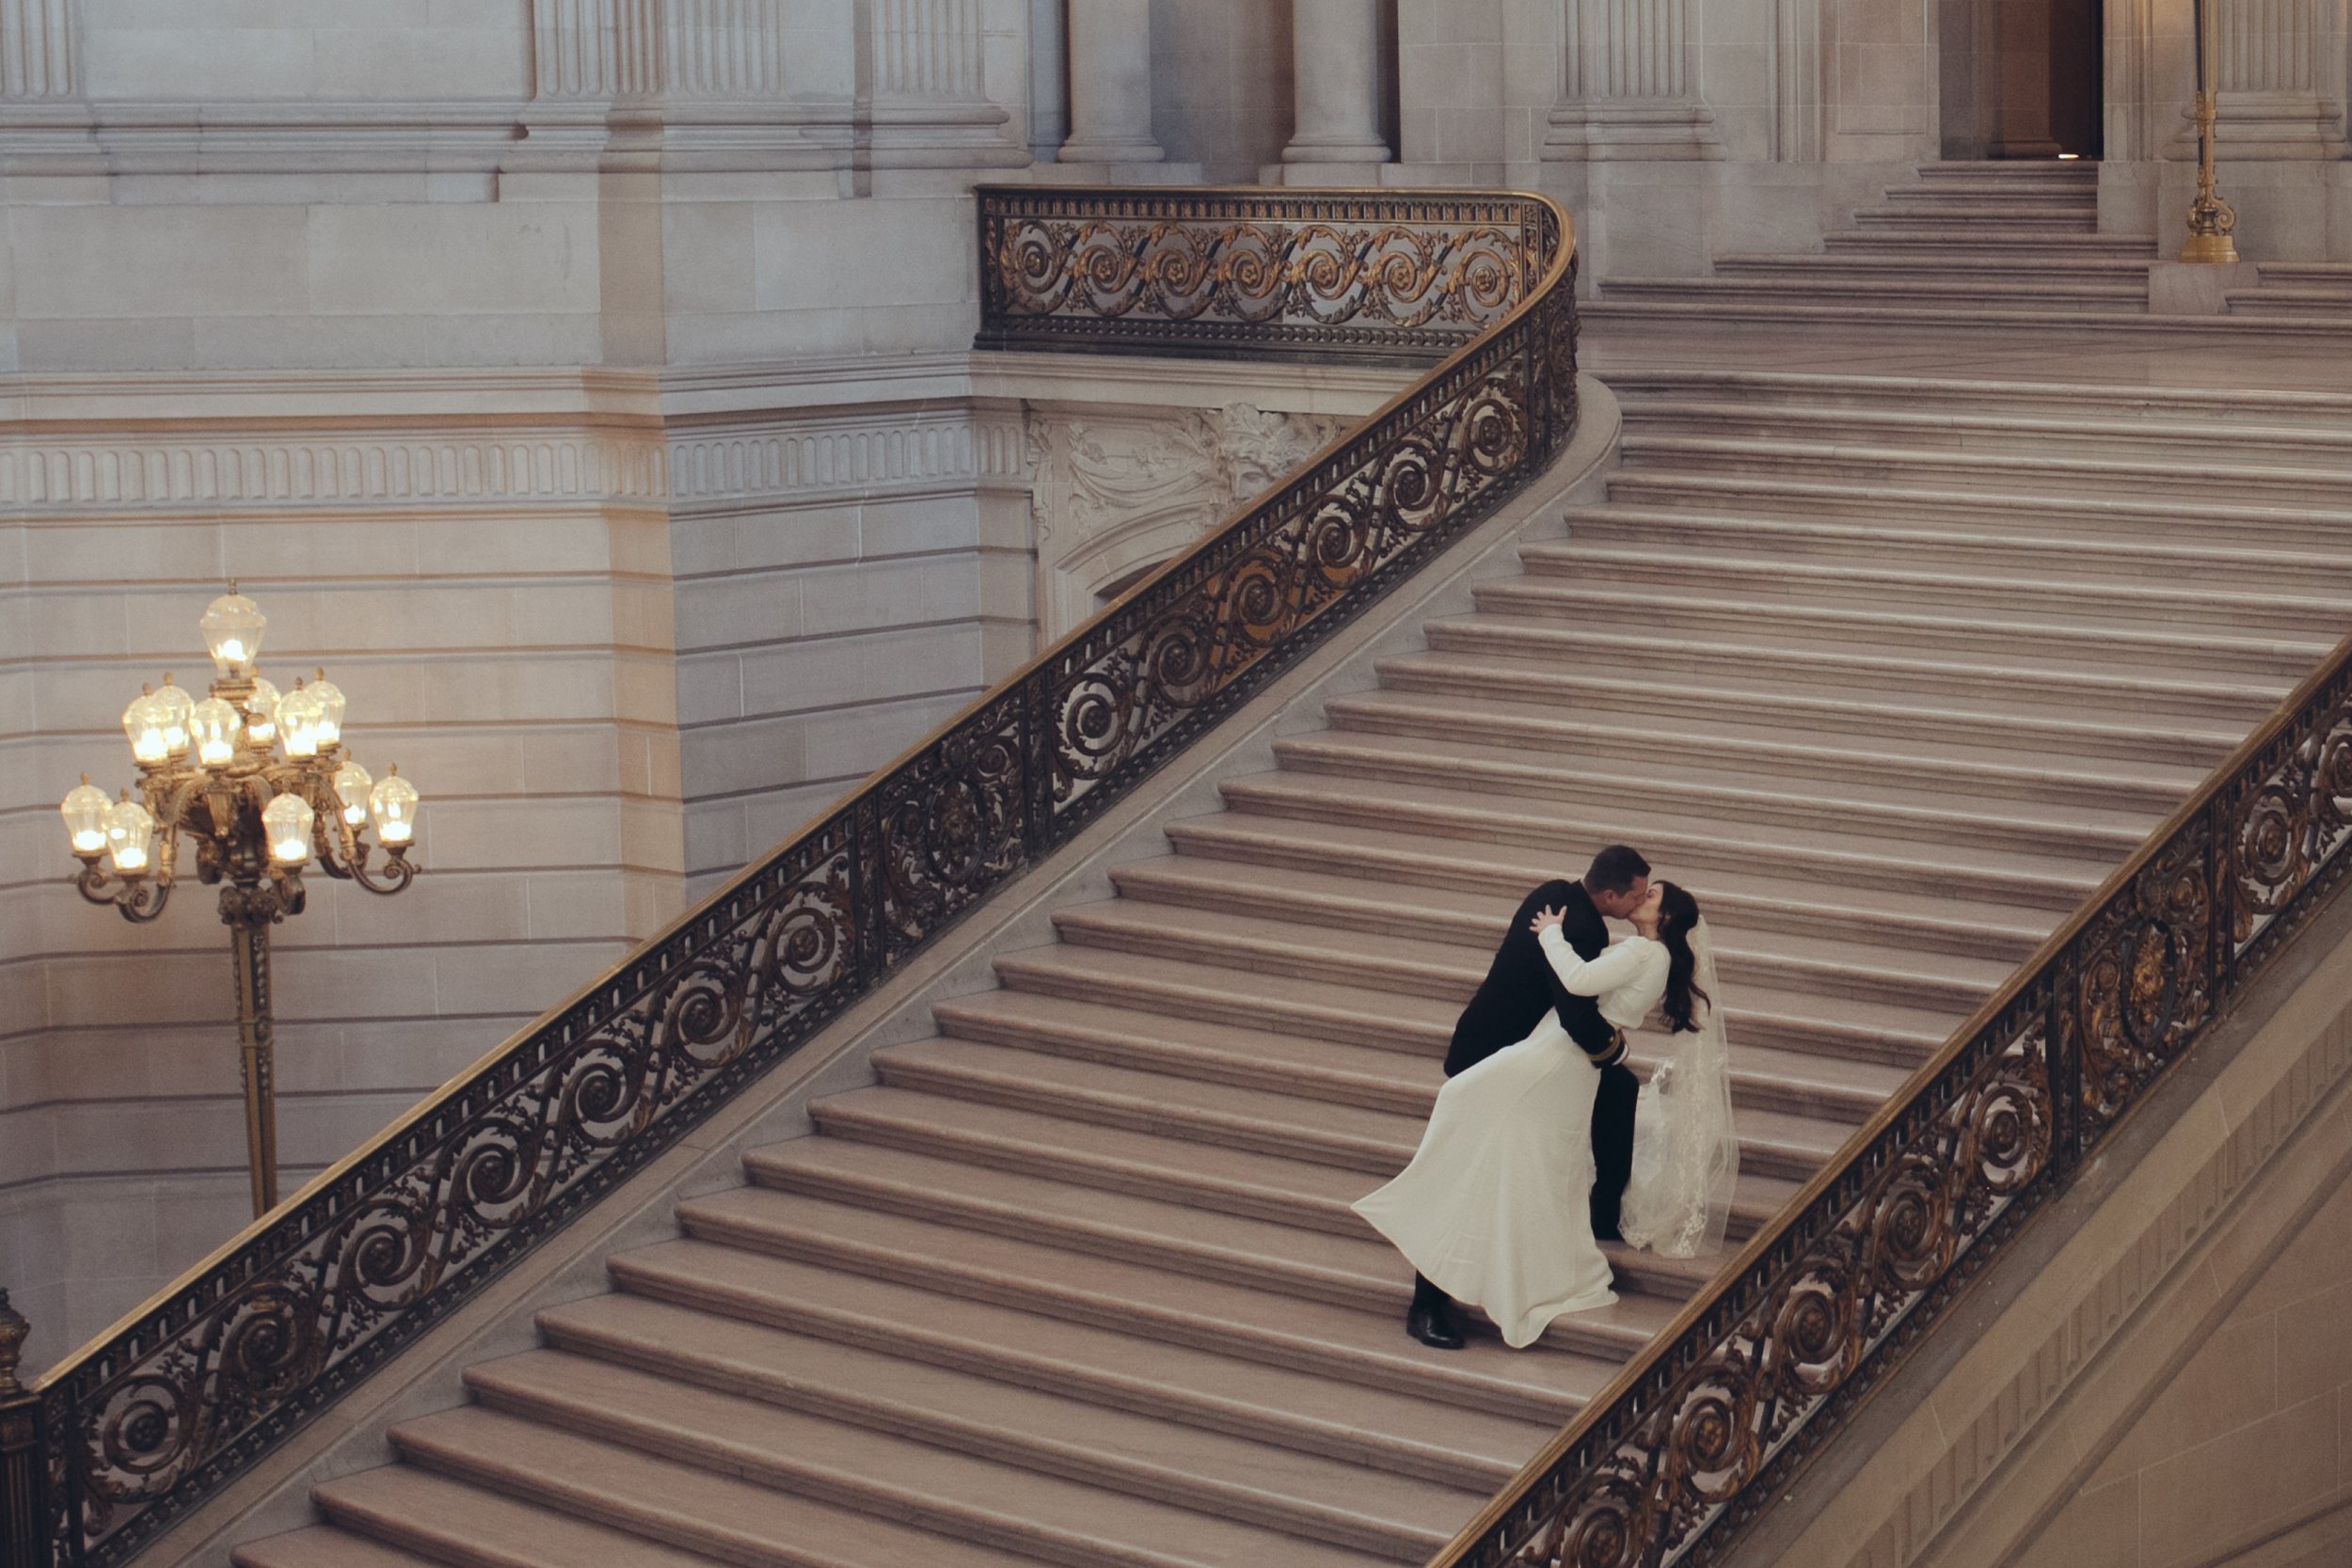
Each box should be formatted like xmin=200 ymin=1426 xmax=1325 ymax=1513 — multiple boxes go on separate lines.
xmin=1585 ymin=845 xmax=1650 ymax=896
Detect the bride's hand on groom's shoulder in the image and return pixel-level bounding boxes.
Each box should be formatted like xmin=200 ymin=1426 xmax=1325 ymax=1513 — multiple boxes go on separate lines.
xmin=1528 ymin=906 xmax=1566 ymax=935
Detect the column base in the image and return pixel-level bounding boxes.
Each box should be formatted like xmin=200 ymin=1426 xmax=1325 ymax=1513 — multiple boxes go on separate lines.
xmin=1057 ymin=139 xmax=1168 ymax=165
xmin=1029 ymin=160 xmax=1207 ymax=184
xmin=1544 ymin=102 xmax=1724 ymax=161
xmin=1261 ymin=159 xmax=1393 ymax=186
xmin=2167 ymin=91 xmax=2351 ymax=161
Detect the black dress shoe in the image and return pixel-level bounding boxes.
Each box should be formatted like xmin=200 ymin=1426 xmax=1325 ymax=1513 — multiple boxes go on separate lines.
xmin=1406 ymin=1301 xmax=1466 ymax=1350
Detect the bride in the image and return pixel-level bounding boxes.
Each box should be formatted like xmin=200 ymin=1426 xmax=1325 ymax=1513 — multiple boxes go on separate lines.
xmin=1354 ymin=880 xmax=1737 ymax=1349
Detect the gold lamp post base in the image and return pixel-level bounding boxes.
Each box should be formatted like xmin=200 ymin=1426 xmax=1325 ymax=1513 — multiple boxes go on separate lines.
xmin=2179 ymin=228 xmax=2240 ymax=264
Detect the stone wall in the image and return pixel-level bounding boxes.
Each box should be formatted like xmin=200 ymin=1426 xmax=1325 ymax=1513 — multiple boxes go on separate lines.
xmin=2011 ymin=1112 xmax=2352 ymax=1568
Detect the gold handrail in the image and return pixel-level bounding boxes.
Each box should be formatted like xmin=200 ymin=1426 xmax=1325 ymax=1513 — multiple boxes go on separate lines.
xmin=2 ymin=183 xmax=1580 ymax=1568
xmin=1430 ymin=624 xmax=2352 ymax=1561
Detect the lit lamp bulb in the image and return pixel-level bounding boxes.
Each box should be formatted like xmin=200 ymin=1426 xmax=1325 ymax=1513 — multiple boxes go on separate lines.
xmin=104 ymin=793 xmax=156 ymax=875
xmin=122 ymin=685 xmax=172 ymax=766
xmin=189 ymin=697 xmax=244 ymax=767
xmin=332 ymin=760 xmax=373 ymax=827
xmin=152 ymin=676 xmax=194 ymax=759
xmin=60 ymin=776 xmax=111 ymax=857
xmin=262 ymin=792 xmax=315 ymax=867
xmin=278 ymin=681 xmax=326 ymax=760
xmin=309 ymin=671 xmax=346 ymax=749
xmin=245 ymin=677 xmax=282 ymax=749
xmin=368 ymin=766 xmax=419 ymax=847
xmin=199 ymin=586 xmax=267 ymax=676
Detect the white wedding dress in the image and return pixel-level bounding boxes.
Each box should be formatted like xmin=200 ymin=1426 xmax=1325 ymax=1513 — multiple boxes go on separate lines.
xmin=1353 ymin=922 xmax=1739 ymax=1348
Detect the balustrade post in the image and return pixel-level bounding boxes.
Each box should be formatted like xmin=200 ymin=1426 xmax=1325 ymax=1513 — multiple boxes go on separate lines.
xmin=0 ymin=1291 xmax=51 ymax=1568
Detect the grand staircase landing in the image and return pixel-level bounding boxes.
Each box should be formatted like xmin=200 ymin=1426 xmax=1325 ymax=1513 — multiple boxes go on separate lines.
xmin=230 ymin=178 xmax=2352 ymax=1568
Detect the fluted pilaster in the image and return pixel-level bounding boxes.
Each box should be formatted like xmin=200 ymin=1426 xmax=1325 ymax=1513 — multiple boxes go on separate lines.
xmin=1 ymin=0 xmax=75 ymax=99
xmin=532 ymin=0 xmax=789 ymax=99
xmin=2203 ymin=0 xmax=2349 ymax=156
xmin=1546 ymin=0 xmax=1722 ymax=159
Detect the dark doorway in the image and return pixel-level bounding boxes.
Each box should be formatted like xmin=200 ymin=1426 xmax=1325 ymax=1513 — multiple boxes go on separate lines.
xmin=1940 ymin=0 xmax=2104 ymax=160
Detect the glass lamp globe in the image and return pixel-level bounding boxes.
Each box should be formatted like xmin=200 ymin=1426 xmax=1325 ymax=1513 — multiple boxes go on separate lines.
xmin=199 ymin=588 xmax=267 ymax=676
xmin=262 ymin=792 xmax=315 ymax=866
xmin=189 ymin=697 xmax=244 ymax=767
xmin=277 ymin=682 xmax=326 ymax=759
xmin=122 ymin=686 xmax=172 ymax=765
xmin=309 ymin=672 xmax=347 ymax=748
xmin=104 ymin=794 xmax=157 ymax=875
xmin=245 ymin=677 xmax=282 ymax=748
xmin=331 ymin=760 xmax=373 ymax=827
xmin=60 ymin=776 xmax=110 ymax=856
xmin=368 ymin=767 xmax=420 ymax=847
xmin=152 ymin=676 xmax=195 ymax=758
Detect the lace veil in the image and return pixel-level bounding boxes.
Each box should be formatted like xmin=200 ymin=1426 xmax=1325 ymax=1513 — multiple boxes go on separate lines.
xmin=1619 ymin=918 xmax=1740 ymax=1259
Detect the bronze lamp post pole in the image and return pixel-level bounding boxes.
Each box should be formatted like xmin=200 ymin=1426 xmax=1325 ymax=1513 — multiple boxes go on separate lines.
xmin=2180 ymin=0 xmax=2240 ymax=262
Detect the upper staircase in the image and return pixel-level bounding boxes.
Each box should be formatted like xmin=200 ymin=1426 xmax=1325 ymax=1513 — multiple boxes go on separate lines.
xmin=20 ymin=180 xmax=2352 ymax=1568
xmin=231 ymin=374 xmax=2352 ymax=1564
xmin=1590 ymin=160 xmax=2352 ymax=333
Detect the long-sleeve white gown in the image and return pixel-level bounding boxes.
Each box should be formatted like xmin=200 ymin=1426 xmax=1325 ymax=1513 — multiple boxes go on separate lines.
xmin=1353 ymin=930 xmax=1668 ymax=1349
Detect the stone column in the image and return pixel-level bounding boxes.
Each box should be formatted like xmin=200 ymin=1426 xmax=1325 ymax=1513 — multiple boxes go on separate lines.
xmin=2210 ymin=0 xmax=2351 ymax=156
xmin=1058 ymin=0 xmax=1164 ymax=163
xmin=1281 ymin=0 xmax=1391 ymax=168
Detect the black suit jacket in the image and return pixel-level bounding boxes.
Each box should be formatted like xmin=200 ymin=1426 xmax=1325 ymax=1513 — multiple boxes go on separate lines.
xmin=1444 ymin=879 xmax=1619 ymax=1077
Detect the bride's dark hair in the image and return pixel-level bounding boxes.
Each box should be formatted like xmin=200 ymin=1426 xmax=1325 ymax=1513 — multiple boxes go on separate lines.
xmin=1657 ymin=881 xmax=1709 ymax=1035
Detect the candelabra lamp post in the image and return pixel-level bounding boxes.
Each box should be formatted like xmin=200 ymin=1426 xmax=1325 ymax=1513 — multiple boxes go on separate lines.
xmin=60 ymin=588 xmax=422 ymax=1220
xmin=2180 ymin=0 xmax=2240 ymax=262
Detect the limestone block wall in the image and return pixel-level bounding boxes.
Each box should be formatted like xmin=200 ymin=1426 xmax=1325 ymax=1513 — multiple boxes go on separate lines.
xmin=2012 ymin=1123 xmax=2352 ymax=1568
xmin=0 ymin=372 xmax=686 ymax=1375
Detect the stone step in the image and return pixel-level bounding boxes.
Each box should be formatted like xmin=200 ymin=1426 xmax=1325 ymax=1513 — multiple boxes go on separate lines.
xmin=743 ymin=1118 xmax=1725 ymax=1329
xmin=1602 ymin=277 xmax=2145 ymax=311
xmin=517 ymin=1300 xmax=1486 ymax=1560
xmin=1213 ymin=768 xmax=2106 ymax=913
xmin=932 ymin=973 xmax=1916 ymax=1132
xmin=1600 ymin=469 xmax=2352 ymax=550
xmin=1615 ymin=431 xmax=2352 ymax=511
xmin=671 ymin=1188 xmax=1603 ymax=1422
xmin=1913 ymin=160 xmax=2101 ymax=181
xmin=1823 ymin=230 xmax=2156 ymax=256
xmin=1050 ymin=893 xmax=1990 ymax=1042
xmin=394 ymin=1396 xmax=1384 ymax=1568
xmin=1263 ymin=729 xmax=2159 ymax=861
xmin=601 ymin=1239 xmax=1557 ymax=1491
xmin=235 ymin=1525 xmax=453 ymax=1568
xmin=1147 ymin=822 xmax=2055 ymax=965
xmin=1851 ymin=205 xmax=2098 ymax=231
xmin=997 ymin=933 xmax=1949 ymax=1079
xmin=2228 ymin=286 xmax=2352 ymax=315
xmin=1374 ymin=647 xmax=2249 ymax=768
xmin=1318 ymin=687 xmax=2196 ymax=813
xmin=1597 ymin=368 xmax=2352 ymax=430
xmin=1581 ymin=298 xmax=2352 ymax=340
xmin=1525 ymin=542 xmax=2352 ymax=638
xmin=1411 ymin=615 xmax=2296 ymax=733
xmin=1614 ymin=398 xmax=2352 ymax=473
xmin=1556 ymin=503 xmax=2352 ymax=594
xmin=1709 ymin=253 xmax=2152 ymax=284
xmin=315 ymin=1437 xmax=1040 ymax=1568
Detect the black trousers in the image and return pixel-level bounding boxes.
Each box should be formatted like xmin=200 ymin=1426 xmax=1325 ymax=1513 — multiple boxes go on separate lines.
xmin=1589 ymin=1060 xmax=1638 ymax=1238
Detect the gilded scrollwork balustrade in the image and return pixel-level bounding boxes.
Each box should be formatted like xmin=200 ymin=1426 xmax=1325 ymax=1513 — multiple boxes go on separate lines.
xmin=1432 ymin=628 xmax=2352 ymax=1568
xmin=0 ymin=184 xmax=1580 ymax=1568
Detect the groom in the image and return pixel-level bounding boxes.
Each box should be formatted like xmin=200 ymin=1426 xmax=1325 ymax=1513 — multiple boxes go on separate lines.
xmin=1406 ymin=843 xmax=1651 ymax=1349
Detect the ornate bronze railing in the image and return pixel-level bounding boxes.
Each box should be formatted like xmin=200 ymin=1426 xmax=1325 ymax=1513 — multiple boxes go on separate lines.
xmin=0 ymin=185 xmax=1578 ymax=1568
xmin=1435 ymin=631 xmax=2352 ymax=1568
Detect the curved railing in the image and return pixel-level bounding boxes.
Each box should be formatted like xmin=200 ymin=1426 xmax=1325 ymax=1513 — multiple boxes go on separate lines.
xmin=0 ymin=185 xmax=1579 ymax=1568
xmin=1433 ymin=633 xmax=2352 ymax=1566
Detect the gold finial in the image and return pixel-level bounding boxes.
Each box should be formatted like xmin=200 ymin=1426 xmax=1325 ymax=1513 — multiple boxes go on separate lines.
xmin=0 ymin=1288 xmax=28 ymax=1398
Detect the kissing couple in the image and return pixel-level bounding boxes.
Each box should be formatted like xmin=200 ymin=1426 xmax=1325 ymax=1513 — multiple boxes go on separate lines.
xmin=1354 ymin=845 xmax=1740 ymax=1350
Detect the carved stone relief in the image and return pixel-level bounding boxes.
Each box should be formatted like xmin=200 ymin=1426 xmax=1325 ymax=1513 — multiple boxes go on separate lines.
xmin=1024 ymin=401 xmax=1347 ymax=640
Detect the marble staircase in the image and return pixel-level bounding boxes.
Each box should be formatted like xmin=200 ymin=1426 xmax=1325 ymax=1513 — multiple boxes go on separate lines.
xmin=1591 ymin=160 xmax=2352 ymax=332
xmin=230 ymin=365 xmax=2352 ymax=1567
